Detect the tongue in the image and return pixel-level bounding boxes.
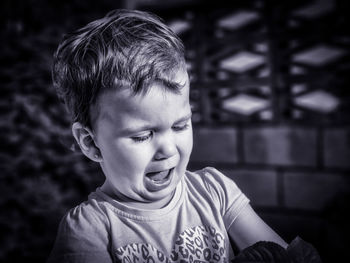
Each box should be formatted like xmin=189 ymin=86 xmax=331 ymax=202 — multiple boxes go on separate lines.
xmin=147 ymin=170 xmax=169 ymax=181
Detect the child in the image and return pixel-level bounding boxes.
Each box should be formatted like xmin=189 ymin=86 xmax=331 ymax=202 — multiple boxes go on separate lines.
xmin=47 ymin=9 xmax=287 ymax=263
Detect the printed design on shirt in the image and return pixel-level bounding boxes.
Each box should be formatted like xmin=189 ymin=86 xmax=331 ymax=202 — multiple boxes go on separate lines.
xmin=115 ymin=225 xmax=228 ymax=263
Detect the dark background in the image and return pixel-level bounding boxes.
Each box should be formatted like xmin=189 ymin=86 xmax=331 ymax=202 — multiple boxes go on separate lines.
xmin=1 ymin=0 xmax=349 ymax=262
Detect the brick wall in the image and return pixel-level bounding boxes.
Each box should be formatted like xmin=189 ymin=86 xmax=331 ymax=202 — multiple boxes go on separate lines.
xmin=189 ymin=124 xmax=350 ymax=261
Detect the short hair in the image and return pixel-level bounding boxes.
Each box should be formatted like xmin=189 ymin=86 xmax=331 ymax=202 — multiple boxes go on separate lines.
xmin=52 ymin=9 xmax=186 ymax=128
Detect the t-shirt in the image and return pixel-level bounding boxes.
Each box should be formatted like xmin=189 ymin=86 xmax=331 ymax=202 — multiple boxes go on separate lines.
xmin=47 ymin=167 xmax=250 ymax=263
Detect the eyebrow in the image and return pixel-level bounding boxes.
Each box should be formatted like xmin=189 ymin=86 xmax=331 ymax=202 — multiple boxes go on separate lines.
xmin=161 ymin=79 xmax=187 ymax=93
xmin=121 ymin=112 xmax=192 ymax=135
xmin=173 ymin=112 xmax=192 ymax=124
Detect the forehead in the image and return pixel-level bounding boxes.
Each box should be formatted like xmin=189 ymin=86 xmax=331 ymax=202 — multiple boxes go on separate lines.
xmin=92 ymin=69 xmax=190 ymax=129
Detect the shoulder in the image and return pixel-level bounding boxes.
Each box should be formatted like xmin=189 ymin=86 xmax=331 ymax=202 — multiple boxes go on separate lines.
xmin=185 ymin=166 xmax=240 ymax=193
xmin=47 ymin=193 xmax=112 ymax=262
xmin=187 ymin=166 xmax=233 ymax=180
xmin=61 ymin=193 xmax=110 ymax=233
xmin=185 ymin=167 xmax=249 ymax=218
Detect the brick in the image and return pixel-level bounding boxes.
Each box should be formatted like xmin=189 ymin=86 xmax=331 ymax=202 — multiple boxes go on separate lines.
xmin=324 ymin=128 xmax=350 ymax=169
xmin=284 ymin=172 xmax=350 ymax=210
xmin=191 ymin=127 xmax=237 ymax=163
xmin=222 ymin=169 xmax=278 ymax=207
xmin=244 ymin=126 xmax=317 ymax=166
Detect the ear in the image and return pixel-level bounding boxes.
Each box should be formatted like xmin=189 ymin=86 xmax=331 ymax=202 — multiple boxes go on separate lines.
xmin=72 ymin=122 xmax=102 ymax=162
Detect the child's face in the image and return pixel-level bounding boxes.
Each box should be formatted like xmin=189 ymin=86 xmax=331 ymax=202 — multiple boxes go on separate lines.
xmin=94 ymin=68 xmax=193 ymax=209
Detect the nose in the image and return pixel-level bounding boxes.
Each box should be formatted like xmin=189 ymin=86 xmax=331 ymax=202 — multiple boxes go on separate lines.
xmin=154 ymin=133 xmax=177 ymax=161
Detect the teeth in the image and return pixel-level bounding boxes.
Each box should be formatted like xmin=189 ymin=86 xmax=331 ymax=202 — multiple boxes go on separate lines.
xmin=147 ymin=169 xmax=170 ymax=181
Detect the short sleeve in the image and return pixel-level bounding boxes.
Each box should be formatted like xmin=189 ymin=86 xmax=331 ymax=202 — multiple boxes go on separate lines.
xmin=200 ymin=167 xmax=250 ymax=230
xmin=47 ymin=202 xmax=113 ymax=263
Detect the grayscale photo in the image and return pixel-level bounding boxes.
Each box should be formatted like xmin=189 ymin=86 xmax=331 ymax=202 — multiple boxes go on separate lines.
xmin=1 ymin=0 xmax=349 ymax=262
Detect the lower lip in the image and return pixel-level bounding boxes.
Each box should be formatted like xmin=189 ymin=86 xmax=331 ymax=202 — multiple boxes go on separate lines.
xmin=145 ymin=168 xmax=174 ymax=192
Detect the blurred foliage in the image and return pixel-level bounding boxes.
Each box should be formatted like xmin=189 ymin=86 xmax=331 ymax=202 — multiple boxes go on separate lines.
xmin=0 ymin=1 xmax=121 ymax=262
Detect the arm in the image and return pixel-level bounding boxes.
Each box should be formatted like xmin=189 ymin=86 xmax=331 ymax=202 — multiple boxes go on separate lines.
xmin=228 ymin=204 xmax=288 ymax=251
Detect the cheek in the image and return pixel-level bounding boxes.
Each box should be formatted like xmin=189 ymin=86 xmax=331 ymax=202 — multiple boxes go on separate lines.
xmin=179 ymin=130 xmax=193 ymax=157
xmin=114 ymin=144 xmax=154 ymax=170
xmin=100 ymin=142 xmax=141 ymax=170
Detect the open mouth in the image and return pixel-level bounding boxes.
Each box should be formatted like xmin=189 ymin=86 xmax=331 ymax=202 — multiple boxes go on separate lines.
xmin=146 ymin=168 xmax=173 ymax=184
xmin=144 ymin=168 xmax=176 ymax=192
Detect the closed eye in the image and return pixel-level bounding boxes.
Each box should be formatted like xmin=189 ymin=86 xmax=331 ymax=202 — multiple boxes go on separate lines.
xmin=172 ymin=123 xmax=190 ymax=132
xmin=131 ymin=132 xmax=153 ymax=143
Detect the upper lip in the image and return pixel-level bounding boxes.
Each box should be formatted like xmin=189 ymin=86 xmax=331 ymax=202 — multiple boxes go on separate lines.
xmin=146 ymin=155 xmax=179 ymax=174
xmin=146 ymin=167 xmax=174 ymax=174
